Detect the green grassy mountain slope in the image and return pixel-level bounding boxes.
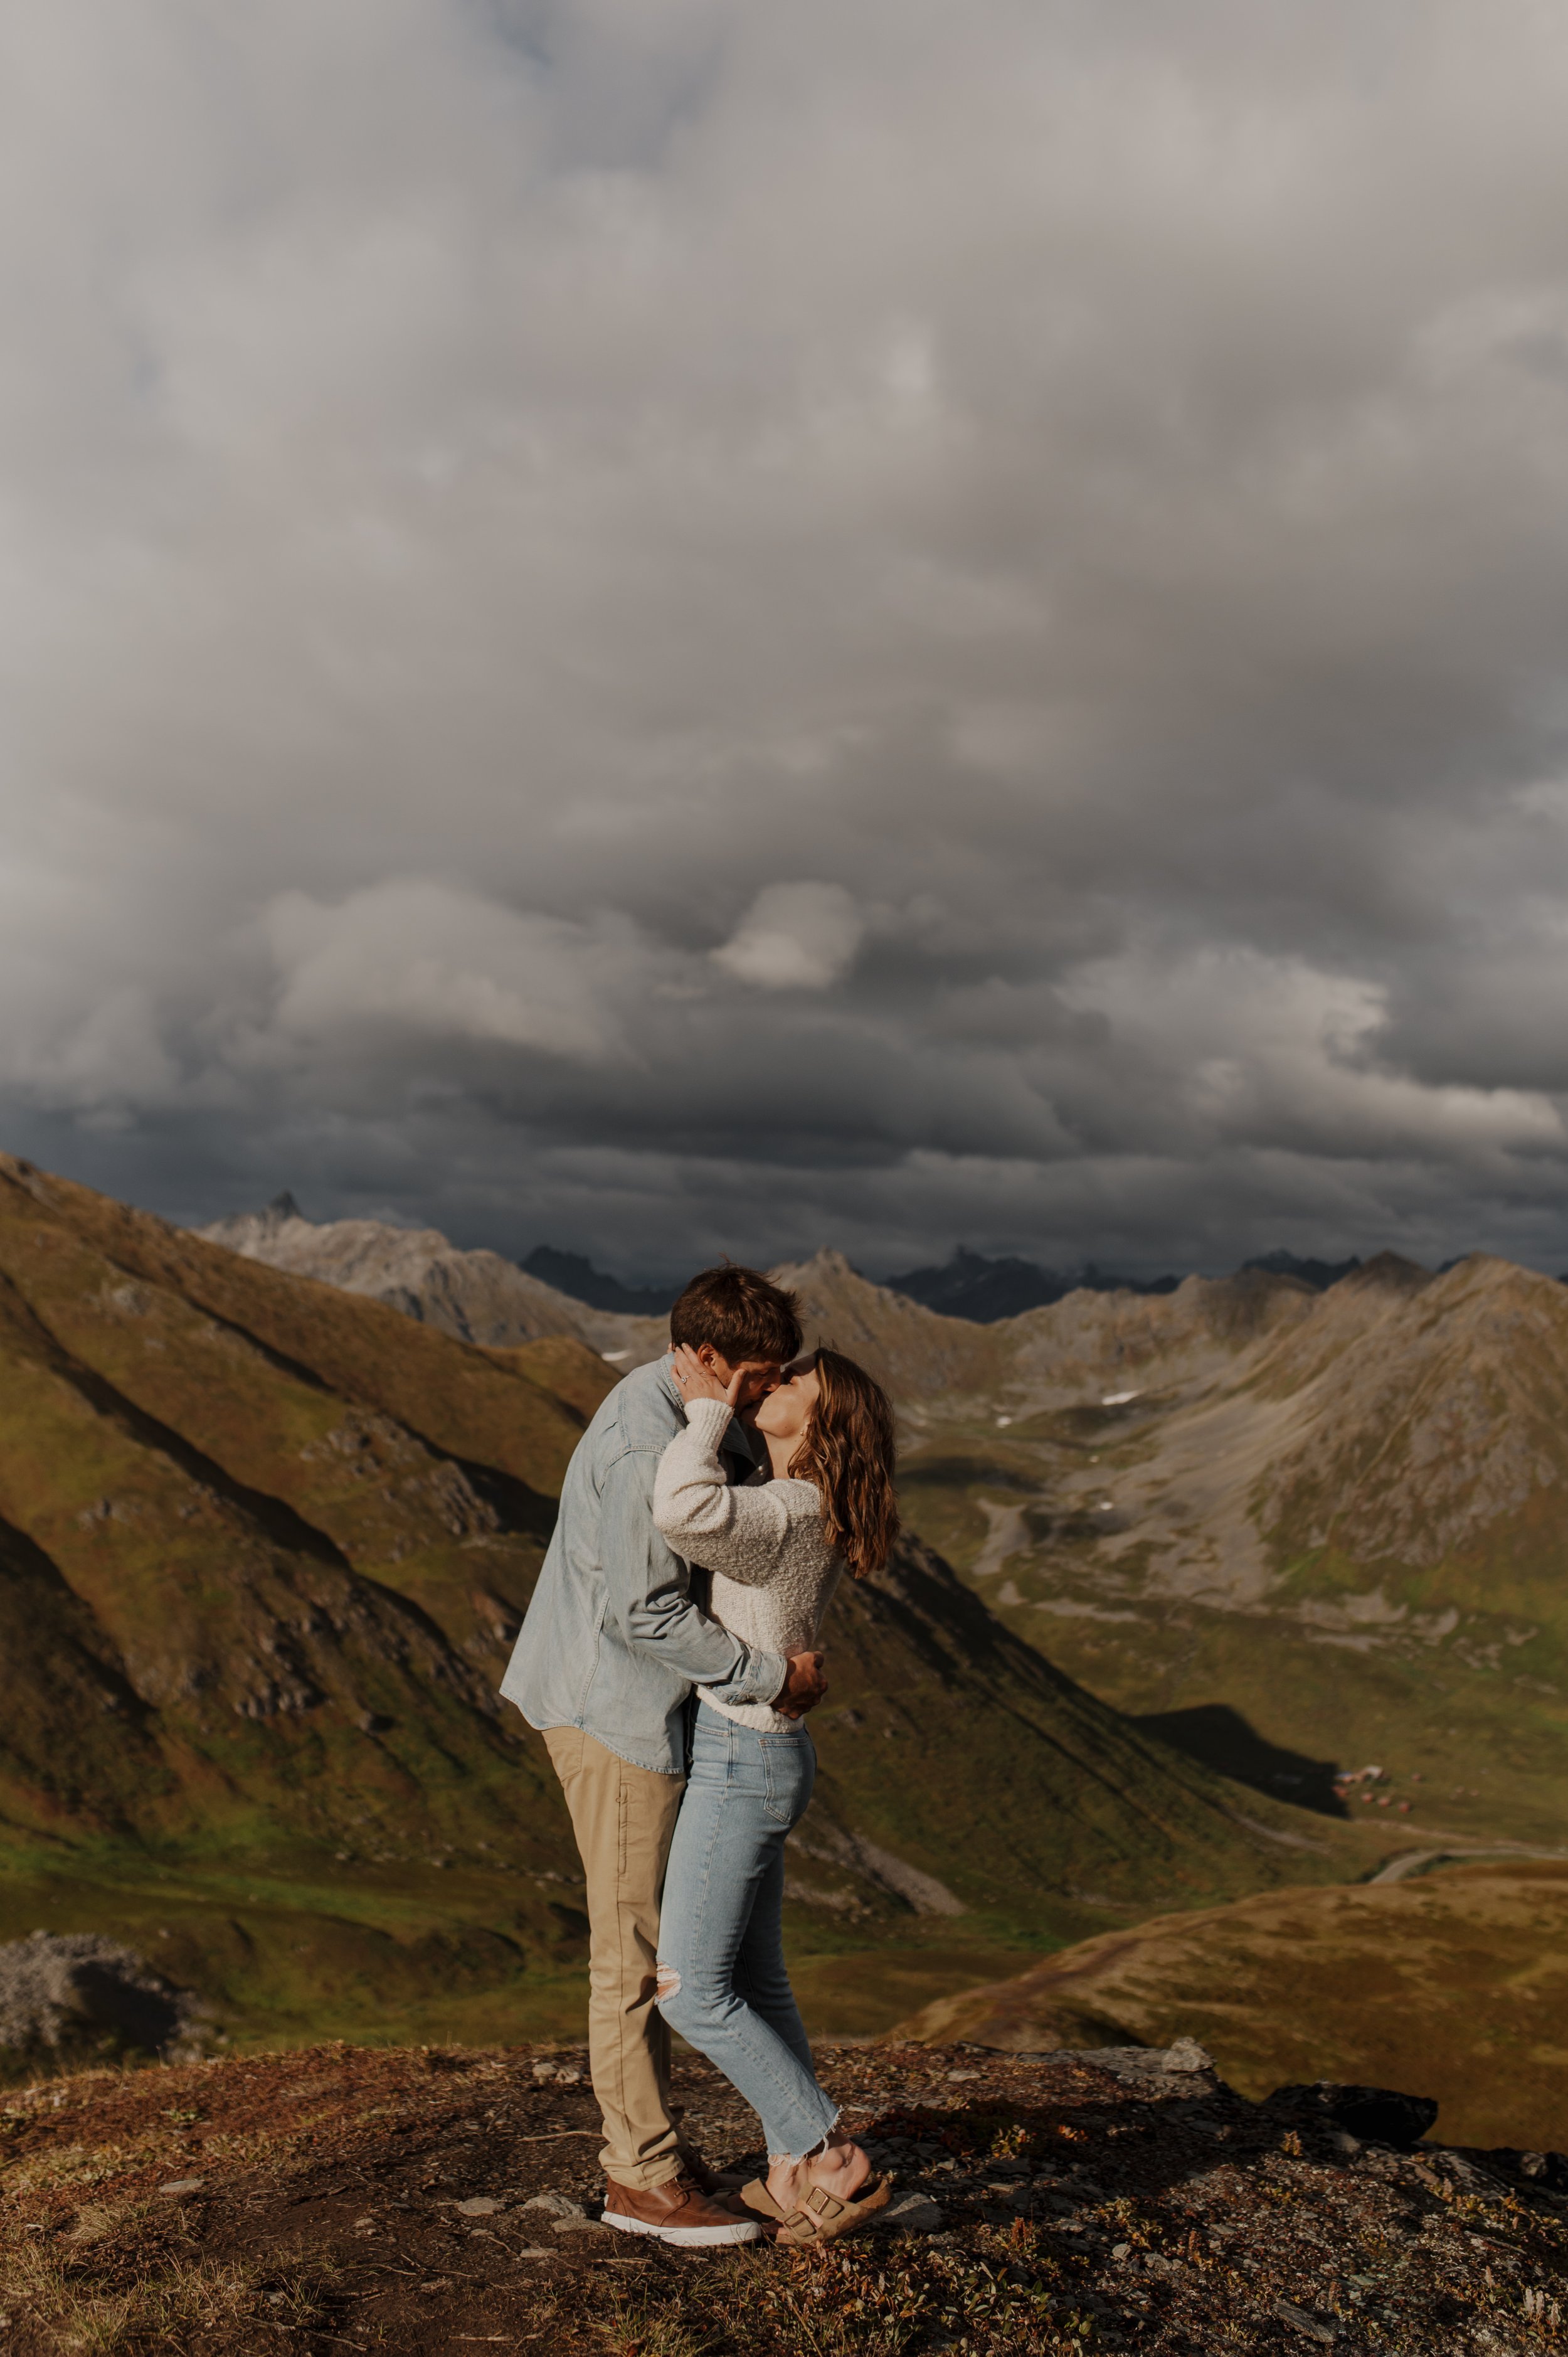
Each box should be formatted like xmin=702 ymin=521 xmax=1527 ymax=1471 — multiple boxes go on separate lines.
xmin=0 ymin=1156 xmax=1340 ymax=2066
xmin=891 ymin=1860 xmax=1568 ymax=2152
xmin=0 ymin=1156 xmax=587 ymax=1895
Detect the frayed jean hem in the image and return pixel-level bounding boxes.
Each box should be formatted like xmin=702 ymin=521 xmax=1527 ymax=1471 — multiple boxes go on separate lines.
xmin=767 ymin=2112 xmax=843 ymax=2166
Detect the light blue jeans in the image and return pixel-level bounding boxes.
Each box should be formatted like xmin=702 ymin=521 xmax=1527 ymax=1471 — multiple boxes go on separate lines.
xmin=655 ymin=1703 xmax=840 ymax=2162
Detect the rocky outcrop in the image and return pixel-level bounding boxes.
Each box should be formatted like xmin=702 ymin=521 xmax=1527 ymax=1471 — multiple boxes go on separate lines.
xmin=0 ymin=1932 xmax=209 ymax=2071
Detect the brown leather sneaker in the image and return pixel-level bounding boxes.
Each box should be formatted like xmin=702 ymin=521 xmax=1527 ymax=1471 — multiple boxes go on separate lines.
xmin=601 ymin=2171 xmax=761 ymax=2247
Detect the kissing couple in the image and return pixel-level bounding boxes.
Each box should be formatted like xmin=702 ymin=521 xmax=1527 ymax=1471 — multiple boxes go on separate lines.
xmin=502 ymin=1264 xmax=900 ymax=2249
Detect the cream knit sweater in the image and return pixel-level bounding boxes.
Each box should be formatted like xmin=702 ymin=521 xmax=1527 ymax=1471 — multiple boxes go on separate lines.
xmin=652 ymin=1395 xmax=840 ymax=1733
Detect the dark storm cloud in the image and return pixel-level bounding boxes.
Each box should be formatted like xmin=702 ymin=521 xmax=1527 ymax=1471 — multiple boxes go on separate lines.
xmin=6 ymin=0 xmax=1568 ymax=1279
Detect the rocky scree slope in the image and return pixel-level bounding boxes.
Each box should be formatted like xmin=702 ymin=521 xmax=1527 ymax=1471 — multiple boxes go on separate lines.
xmin=775 ymin=1247 xmax=1327 ymax=1410
xmin=796 ymin=1242 xmax=1568 ymax=1656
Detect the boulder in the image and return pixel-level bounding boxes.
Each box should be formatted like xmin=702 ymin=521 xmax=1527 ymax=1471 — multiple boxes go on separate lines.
xmin=1264 ymin=2080 xmax=1438 ymax=2149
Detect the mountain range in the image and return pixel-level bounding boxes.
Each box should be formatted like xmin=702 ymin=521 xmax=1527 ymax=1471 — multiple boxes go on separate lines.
xmin=519 ymin=1245 xmax=677 ymax=1317
xmin=200 ymin=1194 xmax=668 ymax=1364
xmin=882 ymin=1245 xmax=1364 ymax=1322
xmin=884 ymin=1246 xmax=1182 ymax=1321
xmin=206 ymin=1215 xmax=1375 ymax=1338
xmin=1 ymin=1152 xmax=1347 ymax=2072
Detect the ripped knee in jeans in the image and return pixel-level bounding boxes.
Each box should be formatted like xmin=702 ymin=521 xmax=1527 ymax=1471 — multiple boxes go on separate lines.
xmin=654 ymin=1964 xmax=681 ymax=2003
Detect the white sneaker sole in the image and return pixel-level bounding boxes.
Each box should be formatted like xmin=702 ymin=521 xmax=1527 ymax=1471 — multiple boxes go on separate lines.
xmin=601 ymin=2206 xmax=760 ymax=2247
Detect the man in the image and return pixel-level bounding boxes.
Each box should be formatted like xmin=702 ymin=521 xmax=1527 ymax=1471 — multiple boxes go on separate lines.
xmin=501 ymin=1264 xmax=828 ymax=2248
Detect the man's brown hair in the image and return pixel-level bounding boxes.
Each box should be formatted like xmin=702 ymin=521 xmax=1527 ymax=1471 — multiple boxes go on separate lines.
xmin=669 ymin=1265 xmax=802 ymax=1364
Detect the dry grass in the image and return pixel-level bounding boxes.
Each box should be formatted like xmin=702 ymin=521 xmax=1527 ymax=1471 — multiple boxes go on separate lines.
xmin=587 ymin=2240 xmax=1100 ymax=2357
xmin=0 ymin=2216 xmax=335 ymax=2354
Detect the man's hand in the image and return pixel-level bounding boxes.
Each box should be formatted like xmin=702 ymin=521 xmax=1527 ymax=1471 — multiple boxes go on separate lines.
xmin=772 ymin=1649 xmax=827 ymax=1719
xmin=670 ymin=1344 xmax=746 ymax=1412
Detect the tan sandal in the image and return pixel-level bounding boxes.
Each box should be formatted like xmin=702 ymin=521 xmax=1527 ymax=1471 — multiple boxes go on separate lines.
xmin=741 ymin=2169 xmax=894 ymax=2245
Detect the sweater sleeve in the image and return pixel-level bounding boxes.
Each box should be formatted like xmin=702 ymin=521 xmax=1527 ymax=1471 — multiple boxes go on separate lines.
xmin=652 ymin=1397 xmax=810 ymax=1587
xmin=593 ymin=1442 xmax=787 ymax=1708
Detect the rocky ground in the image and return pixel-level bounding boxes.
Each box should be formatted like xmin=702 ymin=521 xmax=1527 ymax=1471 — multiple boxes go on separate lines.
xmin=1 ymin=2036 xmax=1564 ymax=2354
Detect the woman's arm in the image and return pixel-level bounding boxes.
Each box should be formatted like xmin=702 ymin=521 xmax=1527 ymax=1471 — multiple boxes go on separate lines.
xmin=592 ymin=1443 xmax=789 ymax=1701
xmin=653 ymin=1397 xmax=810 ymax=1585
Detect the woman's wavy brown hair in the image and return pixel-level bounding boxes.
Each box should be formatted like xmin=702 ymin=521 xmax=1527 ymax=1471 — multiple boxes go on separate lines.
xmin=788 ymin=1348 xmax=899 ymax=1579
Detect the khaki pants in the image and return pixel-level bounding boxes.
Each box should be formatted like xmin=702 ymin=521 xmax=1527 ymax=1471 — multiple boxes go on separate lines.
xmin=543 ymin=1724 xmax=687 ymax=2191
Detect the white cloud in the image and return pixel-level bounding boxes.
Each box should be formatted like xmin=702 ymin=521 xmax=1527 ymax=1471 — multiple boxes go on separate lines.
xmin=711 ymin=881 xmax=864 ymax=991
xmin=1062 ymin=945 xmax=1564 ymax=1160
xmin=263 ymin=881 xmax=632 ymax=1064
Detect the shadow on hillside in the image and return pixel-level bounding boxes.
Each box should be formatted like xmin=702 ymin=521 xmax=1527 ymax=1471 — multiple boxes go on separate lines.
xmin=899 ymin=1457 xmax=1039 ymax=1489
xmin=766 ymin=2082 xmax=1375 ymax=2221
xmin=1131 ymin=1703 xmax=1347 ymax=1818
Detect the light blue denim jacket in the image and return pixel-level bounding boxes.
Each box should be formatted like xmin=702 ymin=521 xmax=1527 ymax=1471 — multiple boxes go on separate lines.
xmin=499 ymin=1357 xmax=790 ymax=1775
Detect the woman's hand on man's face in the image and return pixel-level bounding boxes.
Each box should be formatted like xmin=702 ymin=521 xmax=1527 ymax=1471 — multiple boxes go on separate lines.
xmin=670 ymin=1343 xmax=746 ymax=1412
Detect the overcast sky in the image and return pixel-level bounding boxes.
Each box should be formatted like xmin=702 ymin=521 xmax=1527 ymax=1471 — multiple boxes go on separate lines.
xmin=6 ymin=2 xmax=1568 ymax=1280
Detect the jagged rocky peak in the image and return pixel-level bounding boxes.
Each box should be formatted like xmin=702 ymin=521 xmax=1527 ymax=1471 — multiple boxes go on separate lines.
xmin=192 ymin=1196 xmax=669 ymax=1358
xmin=884 ymin=1246 xmax=1184 ymax=1323
xmin=1242 ymin=1247 xmax=1364 ymax=1290
xmin=521 ymin=1247 xmax=675 ymax=1317
xmin=886 ymin=1246 xmax=1073 ymax=1322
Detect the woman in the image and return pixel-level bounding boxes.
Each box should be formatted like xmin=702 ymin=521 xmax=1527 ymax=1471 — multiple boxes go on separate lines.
xmin=652 ymin=1343 xmax=899 ymax=2247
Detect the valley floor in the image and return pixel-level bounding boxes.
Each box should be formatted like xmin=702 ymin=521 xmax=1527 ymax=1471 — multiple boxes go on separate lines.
xmin=1 ymin=2036 xmax=1564 ymax=2354
xmin=898 ymin=1408 xmax=1568 ymax=1859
